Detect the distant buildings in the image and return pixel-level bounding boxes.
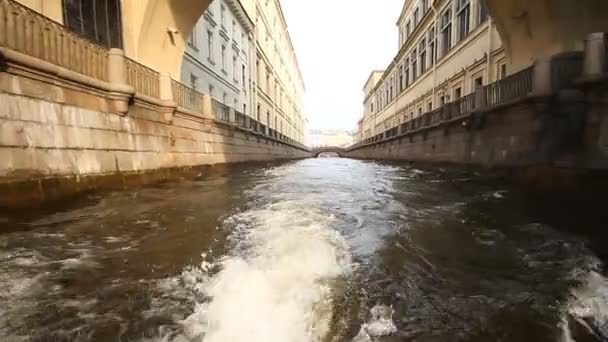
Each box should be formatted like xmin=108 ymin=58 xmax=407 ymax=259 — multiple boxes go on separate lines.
xmin=356 ymin=0 xmax=505 ymax=143
xmin=181 ymin=0 xmax=307 ymax=145
xmin=309 ymin=129 xmax=355 ymax=148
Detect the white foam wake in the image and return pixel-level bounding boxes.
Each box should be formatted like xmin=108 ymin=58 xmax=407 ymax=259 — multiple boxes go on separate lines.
xmin=352 ymin=305 xmax=398 ymax=342
xmin=176 ymin=203 xmax=352 ymax=342
xmin=561 ymin=269 xmax=608 ymax=341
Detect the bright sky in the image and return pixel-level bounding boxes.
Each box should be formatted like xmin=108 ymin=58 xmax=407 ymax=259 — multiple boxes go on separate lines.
xmin=281 ymin=0 xmax=405 ymax=131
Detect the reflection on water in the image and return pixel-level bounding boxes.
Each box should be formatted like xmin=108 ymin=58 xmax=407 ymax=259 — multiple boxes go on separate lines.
xmin=1 ymin=159 xmax=607 ymax=342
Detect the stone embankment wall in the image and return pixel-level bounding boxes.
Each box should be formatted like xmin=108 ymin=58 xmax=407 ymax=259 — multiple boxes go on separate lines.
xmin=0 ymin=53 xmax=309 ymax=208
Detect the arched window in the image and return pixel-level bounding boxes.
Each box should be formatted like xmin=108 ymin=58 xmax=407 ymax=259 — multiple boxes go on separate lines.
xmin=63 ymin=0 xmax=122 ymax=48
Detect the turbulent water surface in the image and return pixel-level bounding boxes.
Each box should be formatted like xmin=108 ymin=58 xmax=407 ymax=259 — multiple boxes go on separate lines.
xmin=1 ymin=158 xmax=607 ymax=342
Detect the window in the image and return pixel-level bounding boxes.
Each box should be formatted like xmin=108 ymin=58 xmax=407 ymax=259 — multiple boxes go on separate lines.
xmin=419 ymin=38 xmax=427 ymax=74
xmin=499 ymin=64 xmax=507 ymax=79
xmin=188 ymin=27 xmax=197 ymax=48
xmin=257 ymin=104 xmax=261 ymax=121
xmin=207 ymin=30 xmax=214 ymax=60
xmin=267 ymin=111 xmax=270 ymax=126
xmin=406 ymin=21 xmax=412 ymax=38
xmin=399 ymin=64 xmax=404 ymax=92
xmin=454 ymin=87 xmax=462 ymax=99
xmin=221 ymin=5 xmax=226 ymax=27
xmin=221 ymin=45 xmax=227 ymax=71
xmin=190 ymin=74 xmax=198 ymax=90
xmin=457 ymin=0 xmax=471 ymax=42
xmin=389 ymin=77 xmax=394 ymax=100
xmin=209 ymin=85 xmax=215 ymax=98
xmin=371 ymin=103 xmax=374 ymax=113
xmin=428 ymin=101 xmax=433 ymax=111
xmin=414 ymin=8 xmax=420 ymax=26
xmin=479 ymin=0 xmax=489 ymax=24
xmin=405 ymin=57 xmax=410 ymax=88
xmin=474 ymin=76 xmax=483 ymax=90
xmin=421 ymin=0 xmax=428 ymax=14
xmin=441 ymin=5 xmax=452 ymax=55
xmin=223 ymin=92 xmax=227 ymax=105
xmin=428 ymin=26 xmax=437 ymax=66
xmin=232 ymin=20 xmax=236 ymax=35
xmin=266 ymin=72 xmax=270 ymax=93
xmin=242 ymin=65 xmax=246 ymax=86
xmin=243 ymin=104 xmax=247 ymax=115
xmin=411 ymin=49 xmax=418 ymax=81
xmin=62 ymin=0 xmax=123 ymax=48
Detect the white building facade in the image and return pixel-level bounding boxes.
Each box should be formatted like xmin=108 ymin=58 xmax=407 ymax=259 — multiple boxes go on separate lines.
xmin=361 ymin=0 xmax=507 ymax=141
xmin=181 ymin=0 xmax=255 ymax=118
xmin=181 ymin=0 xmax=307 ymax=145
xmin=251 ymin=0 xmax=307 ymax=144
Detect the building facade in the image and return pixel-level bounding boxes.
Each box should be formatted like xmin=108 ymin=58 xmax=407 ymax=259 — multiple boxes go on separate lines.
xmin=360 ymin=0 xmax=506 ymax=142
xmin=249 ymin=0 xmax=307 ymax=145
xmin=181 ymin=0 xmax=306 ymax=145
xmin=181 ymin=0 xmax=255 ymax=118
xmin=309 ymin=129 xmax=355 ymax=148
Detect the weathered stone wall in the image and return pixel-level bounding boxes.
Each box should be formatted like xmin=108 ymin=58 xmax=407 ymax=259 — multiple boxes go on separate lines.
xmin=346 ymin=85 xmax=608 ymax=172
xmin=0 ymin=65 xmax=309 ymax=208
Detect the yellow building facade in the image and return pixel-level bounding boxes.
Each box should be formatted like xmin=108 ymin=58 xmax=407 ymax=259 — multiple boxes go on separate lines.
xmin=360 ymin=0 xmax=507 ymax=141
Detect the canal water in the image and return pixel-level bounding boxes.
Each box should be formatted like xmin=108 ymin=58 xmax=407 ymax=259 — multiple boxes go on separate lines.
xmin=1 ymin=158 xmax=607 ymax=342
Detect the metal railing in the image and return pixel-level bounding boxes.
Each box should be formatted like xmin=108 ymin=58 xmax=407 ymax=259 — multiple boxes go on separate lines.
xmin=357 ymin=66 xmax=535 ymax=148
xmin=485 ymin=66 xmax=533 ymax=107
xmin=171 ymin=79 xmax=206 ymax=113
xmin=125 ymin=57 xmax=160 ymax=98
xmin=0 ymin=0 xmax=109 ymax=81
xmin=212 ymin=99 xmax=229 ymax=122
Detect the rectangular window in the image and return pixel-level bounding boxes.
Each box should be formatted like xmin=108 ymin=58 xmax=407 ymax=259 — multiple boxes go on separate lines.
xmin=190 ymin=74 xmax=198 ymax=90
xmin=257 ymin=104 xmax=261 ymax=121
xmin=405 ymin=57 xmax=410 ymax=88
xmin=413 ymin=8 xmax=420 ymax=26
xmin=454 ymin=87 xmax=462 ymax=99
xmin=209 ymin=85 xmax=215 ymax=98
xmin=242 ymin=65 xmax=246 ymax=86
xmin=399 ymin=64 xmax=404 ymax=92
xmin=188 ymin=28 xmax=197 ymax=48
xmin=428 ymin=26 xmax=436 ymax=65
xmin=233 ymin=56 xmax=238 ymax=80
xmin=419 ymin=38 xmax=427 ymax=74
xmin=221 ymin=5 xmax=226 ymax=27
xmin=221 ymin=45 xmax=227 ymax=71
xmin=441 ymin=4 xmax=452 ymax=55
xmin=422 ymin=0 xmax=428 ymax=14
xmin=406 ymin=21 xmax=412 ymax=38
xmin=207 ymin=30 xmax=214 ymax=60
xmin=371 ymin=103 xmax=374 ymax=113
xmin=474 ymin=76 xmax=483 ymax=89
xmin=411 ymin=49 xmax=418 ymax=81
xmin=63 ymin=0 xmax=123 ymax=48
xmin=479 ymin=0 xmax=489 ymax=24
xmin=457 ymin=0 xmax=471 ymax=42
xmin=500 ymin=64 xmax=507 ymax=79
xmin=390 ymin=77 xmax=394 ymax=100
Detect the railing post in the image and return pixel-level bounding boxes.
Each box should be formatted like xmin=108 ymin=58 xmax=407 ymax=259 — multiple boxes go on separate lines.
xmin=228 ymin=107 xmax=236 ymax=125
xmin=108 ymin=48 xmax=127 ymax=85
xmin=159 ymin=72 xmax=174 ymax=123
xmin=203 ymin=94 xmax=213 ymax=118
xmin=532 ymin=56 xmax=554 ymax=96
xmin=583 ymin=32 xmax=607 ymax=78
xmin=107 ymin=48 xmax=131 ymax=115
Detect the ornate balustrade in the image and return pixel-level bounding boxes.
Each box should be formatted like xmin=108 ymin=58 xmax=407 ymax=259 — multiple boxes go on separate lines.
xmin=125 ymin=57 xmax=160 ymax=98
xmin=0 ymin=0 xmax=108 ymax=81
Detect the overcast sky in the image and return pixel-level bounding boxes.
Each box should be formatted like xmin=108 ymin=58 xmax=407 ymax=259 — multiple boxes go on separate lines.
xmin=281 ymin=0 xmax=404 ymax=131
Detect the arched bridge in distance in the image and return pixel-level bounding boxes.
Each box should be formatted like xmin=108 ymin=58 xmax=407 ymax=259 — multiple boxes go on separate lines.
xmin=310 ymin=147 xmax=348 ymax=158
